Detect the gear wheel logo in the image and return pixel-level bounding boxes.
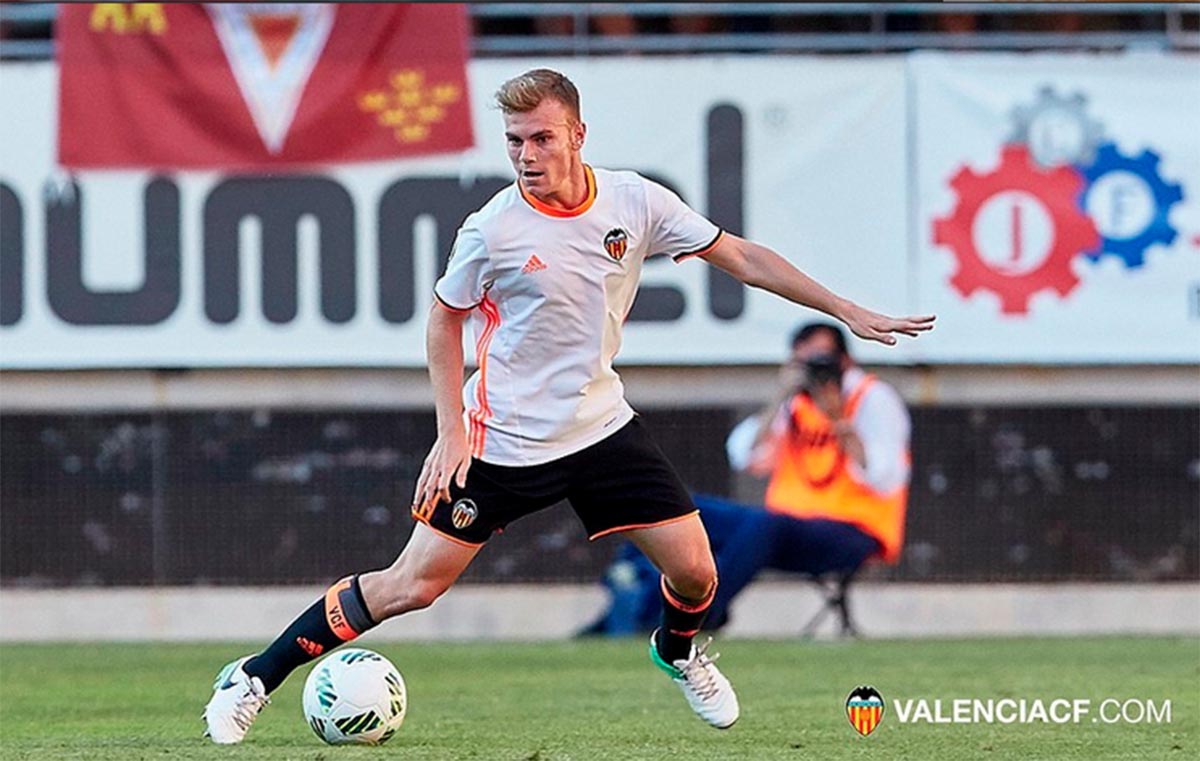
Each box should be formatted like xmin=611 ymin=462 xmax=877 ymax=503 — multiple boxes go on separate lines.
xmin=1077 ymin=142 xmax=1183 ymax=268
xmin=1009 ymin=85 xmax=1105 ymax=168
xmin=933 ymin=144 xmax=1100 ymax=315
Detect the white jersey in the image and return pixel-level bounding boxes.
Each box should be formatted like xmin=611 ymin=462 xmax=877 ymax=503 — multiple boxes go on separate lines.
xmin=434 ymin=166 xmax=722 ymax=466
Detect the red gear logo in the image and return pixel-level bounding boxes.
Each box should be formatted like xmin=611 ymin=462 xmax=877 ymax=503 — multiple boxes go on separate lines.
xmin=933 ymin=144 xmax=1099 ymax=314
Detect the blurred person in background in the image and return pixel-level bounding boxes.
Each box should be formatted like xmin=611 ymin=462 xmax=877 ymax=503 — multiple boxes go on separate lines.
xmin=203 ymin=69 xmax=933 ymax=744
xmin=585 ymin=322 xmax=911 ymax=634
xmin=709 ymin=321 xmax=911 ymax=627
xmin=934 ymin=12 xmax=980 ymax=36
xmin=533 ymin=10 xmax=641 ymax=39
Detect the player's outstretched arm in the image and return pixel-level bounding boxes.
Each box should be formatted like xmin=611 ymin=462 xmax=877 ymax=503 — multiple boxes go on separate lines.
xmin=412 ymin=303 xmax=473 ymax=513
xmin=699 ymin=234 xmax=935 ymax=346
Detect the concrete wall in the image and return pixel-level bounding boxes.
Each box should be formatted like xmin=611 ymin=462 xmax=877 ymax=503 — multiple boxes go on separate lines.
xmin=2 ymin=365 xmax=1198 ymax=413
xmin=3 ymin=582 xmax=1197 ymax=642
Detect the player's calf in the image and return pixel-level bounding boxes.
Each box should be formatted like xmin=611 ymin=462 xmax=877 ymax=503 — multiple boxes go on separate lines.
xmin=655 ymin=574 xmax=716 ymax=663
xmin=203 ymin=575 xmax=377 ymax=744
xmin=241 ymin=574 xmax=378 ymax=694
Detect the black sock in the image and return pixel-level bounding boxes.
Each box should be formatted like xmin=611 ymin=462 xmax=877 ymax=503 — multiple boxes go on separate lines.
xmin=243 ymin=575 xmax=377 ymax=694
xmin=656 ymin=575 xmax=715 ymax=664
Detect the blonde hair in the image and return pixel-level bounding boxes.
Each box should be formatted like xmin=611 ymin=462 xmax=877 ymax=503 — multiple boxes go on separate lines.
xmin=495 ymin=69 xmax=581 ymax=123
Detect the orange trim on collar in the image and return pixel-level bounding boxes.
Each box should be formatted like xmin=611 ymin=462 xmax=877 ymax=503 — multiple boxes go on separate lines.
xmin=519 ymin=165 xmax=596 ymax=218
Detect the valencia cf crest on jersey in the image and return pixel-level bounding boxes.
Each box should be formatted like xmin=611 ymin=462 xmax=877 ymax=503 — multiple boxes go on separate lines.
xmin=603 ymin=228 xmax=628 ymax=261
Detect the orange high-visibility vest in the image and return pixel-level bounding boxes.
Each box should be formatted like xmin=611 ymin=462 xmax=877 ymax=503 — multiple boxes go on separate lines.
xmin=763 ymin=374 xmax=909 ymax=563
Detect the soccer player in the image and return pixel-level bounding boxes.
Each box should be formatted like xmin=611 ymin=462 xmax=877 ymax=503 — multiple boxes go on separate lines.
xmin=203 ymin=68 xmax=934 ymax=743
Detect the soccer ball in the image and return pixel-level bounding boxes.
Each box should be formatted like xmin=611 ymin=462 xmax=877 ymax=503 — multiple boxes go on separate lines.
xmin=302 ymin=648 xmax=407 ymax=746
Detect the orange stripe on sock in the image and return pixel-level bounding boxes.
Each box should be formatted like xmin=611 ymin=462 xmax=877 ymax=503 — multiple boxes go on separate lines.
xmin=660 ymin=575 xmax=716 ymax=614
xmin=324 ymin=577 xmax=359 ymax=642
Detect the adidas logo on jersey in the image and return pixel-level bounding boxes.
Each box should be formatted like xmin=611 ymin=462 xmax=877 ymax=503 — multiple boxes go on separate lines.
xmin=521 ymin=254 xmax=548 ymax=274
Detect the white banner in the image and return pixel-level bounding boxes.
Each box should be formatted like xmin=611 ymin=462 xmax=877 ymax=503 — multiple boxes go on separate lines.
xmin=0 ymin=57 xmax=911 ymax=369
xmin=2 ymin=54 xmax=1197 ymax=368
xmin=912 ymin=52 xmax=1200 ymax=363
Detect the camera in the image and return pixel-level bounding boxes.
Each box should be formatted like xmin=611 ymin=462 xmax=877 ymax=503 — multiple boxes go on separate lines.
xmin=802 ymin=353 xmax=843 ymax=392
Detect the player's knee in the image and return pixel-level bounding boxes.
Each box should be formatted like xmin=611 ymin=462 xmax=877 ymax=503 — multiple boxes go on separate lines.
xmin=668 ymin=556 xmax=717 ymax=601
xmin=403 ymin=580 xmax=447 ymax=613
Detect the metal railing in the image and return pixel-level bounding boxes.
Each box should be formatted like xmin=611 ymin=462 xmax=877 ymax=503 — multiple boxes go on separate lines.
xmin=1 ymin=2 xmax=1197 ymax=60
xmin=473 ymin=2 xmax=1200 ymax=54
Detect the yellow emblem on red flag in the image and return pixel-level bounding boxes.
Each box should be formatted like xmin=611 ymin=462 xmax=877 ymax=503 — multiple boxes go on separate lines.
xmin=59 ymin=3 xmax=474 ymax=169
xmin=89 ymin=3 xmax=167 ymax=35
xmin=358 ymin=69 xmax=463 ymax=144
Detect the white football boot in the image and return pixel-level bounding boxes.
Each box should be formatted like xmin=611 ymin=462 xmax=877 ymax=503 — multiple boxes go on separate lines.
xmin=202 ymin=656 xmax=270 ymax=744
xmin=650 ymin=631 xmax=740 ymax=729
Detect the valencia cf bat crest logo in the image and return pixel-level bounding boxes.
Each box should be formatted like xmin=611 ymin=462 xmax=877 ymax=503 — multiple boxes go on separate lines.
xmin=603 ymin=228 xmax=628 ymax=261
xmin=451 ymin=498 xmax=478 ymax=529
xmin=846 ymin=685 xmax=884 ymax=736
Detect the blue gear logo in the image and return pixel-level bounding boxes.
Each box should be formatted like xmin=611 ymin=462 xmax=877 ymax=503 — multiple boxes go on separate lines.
xmin=1077 ymin=142 xmax=1184 ymax=268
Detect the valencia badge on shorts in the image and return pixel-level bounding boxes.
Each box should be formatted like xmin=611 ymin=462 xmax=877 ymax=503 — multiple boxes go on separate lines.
xmin=451 ymin=498 xmax=479 ymax=529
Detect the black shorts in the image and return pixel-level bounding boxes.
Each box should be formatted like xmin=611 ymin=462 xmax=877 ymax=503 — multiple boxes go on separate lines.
xmin=412 ymin=416 xmax=697 ymax=547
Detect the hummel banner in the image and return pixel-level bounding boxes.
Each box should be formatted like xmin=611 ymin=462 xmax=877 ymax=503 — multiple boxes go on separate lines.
xmin=57 ymin=3 xmax=473 ymax=169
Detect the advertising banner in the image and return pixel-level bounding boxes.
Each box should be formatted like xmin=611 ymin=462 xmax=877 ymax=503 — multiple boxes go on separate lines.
xmin=1 ymin=57 xmax=910 ymax=368
xmin=2 ymin=54 xmax=1195 ymax=368
xmin=913 ymin=52 xmax=1200 ymax=362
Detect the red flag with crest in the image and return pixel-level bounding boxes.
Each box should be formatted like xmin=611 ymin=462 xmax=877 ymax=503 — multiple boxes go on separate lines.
xmin=58 ymin=3 xmax=474 ymax=169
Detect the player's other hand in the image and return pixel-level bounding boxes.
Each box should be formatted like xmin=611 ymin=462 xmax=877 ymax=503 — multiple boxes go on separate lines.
xmin=412 ymin=423 xmax=472 ymax=515
xmin=843 ymin=305 xmax=935 ymax=346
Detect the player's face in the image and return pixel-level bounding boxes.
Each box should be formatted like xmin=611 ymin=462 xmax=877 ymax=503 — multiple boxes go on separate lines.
xmin=503 ymin=98 xmax=586 ymax=205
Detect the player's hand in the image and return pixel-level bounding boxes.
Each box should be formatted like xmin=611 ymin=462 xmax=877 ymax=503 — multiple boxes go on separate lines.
xmin=412 ymin=423 xmax=472 ymax=515
xmin=842 ymin=305 xmax=936 ymax=346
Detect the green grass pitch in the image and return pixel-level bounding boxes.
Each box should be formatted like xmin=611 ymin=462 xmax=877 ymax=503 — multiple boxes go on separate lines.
xmin=0 ymin=637 xmax=1195 ymax=760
